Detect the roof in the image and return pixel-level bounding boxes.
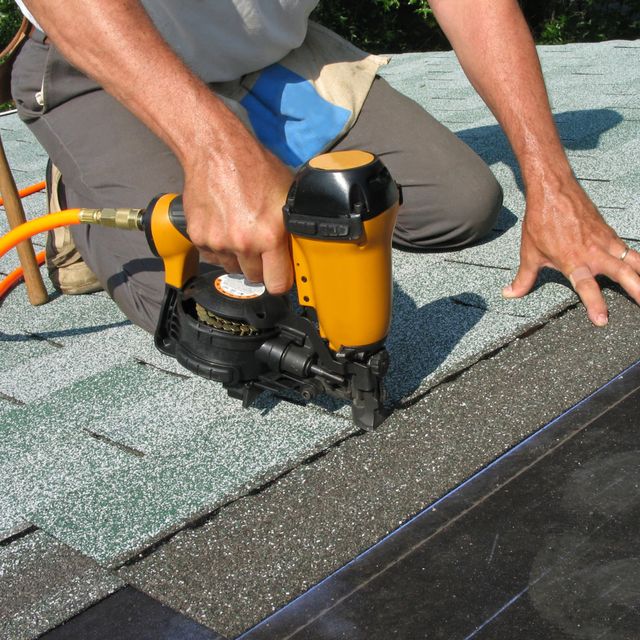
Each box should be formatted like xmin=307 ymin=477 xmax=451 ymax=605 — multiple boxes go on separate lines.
xmin=1 ymin=39 xmax=639 ymax=639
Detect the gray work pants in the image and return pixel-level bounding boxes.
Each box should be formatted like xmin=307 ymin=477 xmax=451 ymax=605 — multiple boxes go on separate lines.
xmin=11 ymin=37 xmax=502 ymax=333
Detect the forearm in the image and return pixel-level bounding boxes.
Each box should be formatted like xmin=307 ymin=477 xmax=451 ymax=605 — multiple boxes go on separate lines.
xmin=23 ymin=0 xmax=294 ymax=292
xmin=428 ymin=1 xmax=640 ymax=323
xmin=23 ymin=0 xmax=257 ymax=168
xmin=429 ymin=0 xmax=572 ymax=192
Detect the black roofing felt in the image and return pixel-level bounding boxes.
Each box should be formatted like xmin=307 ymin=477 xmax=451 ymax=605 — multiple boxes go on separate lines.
xmin=120 ymin=288 xmax=640 ymax=637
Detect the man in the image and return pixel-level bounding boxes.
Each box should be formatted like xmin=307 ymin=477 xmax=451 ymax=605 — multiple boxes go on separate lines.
xmin=11 ymin=0 xmax=640 ymax=333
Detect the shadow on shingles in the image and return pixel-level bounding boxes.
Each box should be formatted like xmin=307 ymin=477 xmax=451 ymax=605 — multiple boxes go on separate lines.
xmin=251 ymin=274 xmax=630 ymax=417
xmin=385 ymin=284 xmax=485 ymax=403
xmin=0 ymin=289 xmax=62 ymax=312
xmin=251 ymin=285 xmax=486 ymax=418
xmin=493 ymin=206 xmax=519 ymax=232
xmin=458 ymin=108 xmax=624 ymax=192
xmin=0 ymin=319 xmax=131 ymax=343
xmin=392 ymin=207 xmax=520 ymax=251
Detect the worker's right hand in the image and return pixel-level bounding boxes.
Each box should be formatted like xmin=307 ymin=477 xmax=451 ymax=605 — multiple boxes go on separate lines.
xmin=25 ymin=0 xmax=294 ymax=294
xmin=23 ymin=0 xmax=294 ymax=294
xmin=180 ymin=136 xmax=294 ymax=294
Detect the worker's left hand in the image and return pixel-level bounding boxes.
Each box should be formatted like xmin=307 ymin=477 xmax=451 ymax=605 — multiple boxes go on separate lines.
xmin=502 ymin=177 xmax=640 ymax=326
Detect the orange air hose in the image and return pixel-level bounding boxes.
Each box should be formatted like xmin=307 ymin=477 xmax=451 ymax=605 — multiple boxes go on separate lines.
xmin=0 ymin=180 xmax=46 ymax=207
xmin=0 ymin=180 xmax=49 ymax=299
xmin=0 ymin=250 xmax=46 ymax=298
xmin=0 ymin=210 xmax=82 ymax=259
xmin=0 ymin=210 xmax=82 ymax=300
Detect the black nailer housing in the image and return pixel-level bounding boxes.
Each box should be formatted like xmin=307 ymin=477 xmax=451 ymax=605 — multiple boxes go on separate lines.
xmin=151 ymin=150 xmax=401 ymax=430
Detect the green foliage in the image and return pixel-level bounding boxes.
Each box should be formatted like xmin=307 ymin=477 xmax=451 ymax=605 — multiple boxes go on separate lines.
xmin=311 ymin=0 xmax=448 ymax=53
xmin=313 ymin=0 xmax=640 ymax=51
xmin=540 ymin=14 xmax=570 ymax=45
xmin=0 ymin=0 xmax=21 ymax=52
xmin=522 ymin=0 xmax=640 ymax=45
xmin=0 ymin=1 xmax=638 ymax=56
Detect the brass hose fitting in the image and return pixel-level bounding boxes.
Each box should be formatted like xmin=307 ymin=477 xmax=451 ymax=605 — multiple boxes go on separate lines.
xmin=79 ymin=207 xmax=143 ymax=231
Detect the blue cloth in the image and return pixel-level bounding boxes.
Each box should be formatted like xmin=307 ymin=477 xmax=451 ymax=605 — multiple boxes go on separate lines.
xmin=241 ymin=64 xmax=351 ymax=167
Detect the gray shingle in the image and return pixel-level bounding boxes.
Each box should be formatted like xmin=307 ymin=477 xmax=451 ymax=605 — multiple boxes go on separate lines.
xmin=0 ymin=531 xmax=122 ymax=640
xmin=1 ymin=40 xmax=638 ymax=573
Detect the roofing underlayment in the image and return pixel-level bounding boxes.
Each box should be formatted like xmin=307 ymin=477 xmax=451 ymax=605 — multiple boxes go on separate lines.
xmin=1 ymin=40 xmax=639 ymax=639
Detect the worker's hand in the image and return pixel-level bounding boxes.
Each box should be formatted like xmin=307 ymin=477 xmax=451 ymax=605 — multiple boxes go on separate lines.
xmin=503 ymin=177 xmax=640 ymax=326
xmin=25 ymin=0 xmax=295 ymax=293
xmin=181 ymin=137 xmax=294 ymax=294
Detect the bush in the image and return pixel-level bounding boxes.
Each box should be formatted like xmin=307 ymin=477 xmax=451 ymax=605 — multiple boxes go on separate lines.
xmin=312 ymin=0 xmax=640 ymax=51
xmin=523 ymin=0 xmax=640 ymax=45
xmin=0 ymin=0 xmax=22 ymax=53
xmin=311 ymin=0 xmax=448 ymax=52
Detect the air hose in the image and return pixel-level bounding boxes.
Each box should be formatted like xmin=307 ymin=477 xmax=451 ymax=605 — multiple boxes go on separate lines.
xmin=0 ymin=180 xmax=50 ymax=299
xmin=0 ymin=206 xmax=143 ymax=299
xmin=0 ymin=250 xmax=45 ymax=298
xmin=0 ymin=180 xmax=46 ymax=207
xmin=0 ymin=209 xmax=83 ymax=258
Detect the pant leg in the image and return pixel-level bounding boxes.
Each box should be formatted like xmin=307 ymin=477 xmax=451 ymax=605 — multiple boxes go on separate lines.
xmin=12 ymin=38 xmax=179 ymax=333
xmin=333 ymin=77 xmax=503 ymax=250
xmin=12 ymin=41 xmax=502 ymax=333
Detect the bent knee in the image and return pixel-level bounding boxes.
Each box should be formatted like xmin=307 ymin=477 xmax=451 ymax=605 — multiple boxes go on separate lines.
xmin=394 ymin=168 xmax=503 ymax=251
xmin=451 ymin=171 xmax=503 ymax=245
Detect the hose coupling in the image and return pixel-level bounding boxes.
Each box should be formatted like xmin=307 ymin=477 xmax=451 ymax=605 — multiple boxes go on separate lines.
xmin=79 ymin=207 xmax=143 ymax=231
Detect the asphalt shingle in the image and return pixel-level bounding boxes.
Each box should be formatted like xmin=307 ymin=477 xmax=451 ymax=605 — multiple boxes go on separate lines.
xmin=1 ymin=39 xmax=638 ymax=578
xmin=0 ymin=530 xmax=122 ymax=640
xmin=122 ymin=289 xmax=640 ymax=638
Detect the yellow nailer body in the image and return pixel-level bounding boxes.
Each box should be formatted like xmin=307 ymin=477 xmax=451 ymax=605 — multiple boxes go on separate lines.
xmin=285 ymin=150 xmax=401 ymax=353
